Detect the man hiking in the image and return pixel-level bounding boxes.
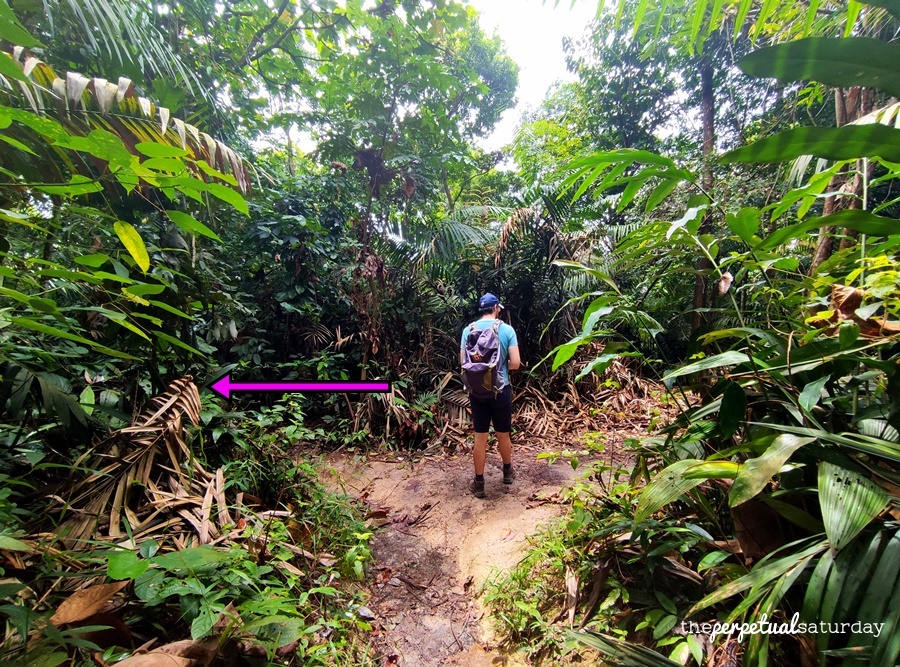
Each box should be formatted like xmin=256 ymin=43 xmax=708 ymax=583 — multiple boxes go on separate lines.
xmin=460 ymin=293 xmax=521 ymax=498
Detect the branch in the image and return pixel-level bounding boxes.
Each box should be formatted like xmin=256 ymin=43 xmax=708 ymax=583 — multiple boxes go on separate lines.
xmin=237 ymin=0 xmax=293 ymax=68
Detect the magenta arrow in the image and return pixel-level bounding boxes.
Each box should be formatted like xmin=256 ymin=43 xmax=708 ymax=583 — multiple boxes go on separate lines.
xmin=210 ymin=374 xmax=390 ymax=399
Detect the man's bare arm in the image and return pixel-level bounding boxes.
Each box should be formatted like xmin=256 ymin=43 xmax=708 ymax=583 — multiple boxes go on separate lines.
xmin=460 ymin=349 xmax=466 ymax=366
xmin=508 ymin=345 xmax=521 ymax=371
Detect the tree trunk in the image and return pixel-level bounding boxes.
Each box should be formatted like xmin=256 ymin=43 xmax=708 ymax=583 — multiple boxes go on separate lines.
xmin=691 ymin=58 xmax=716 ymax=335
xmin=810 ymin=87 xmax=872 ymax=271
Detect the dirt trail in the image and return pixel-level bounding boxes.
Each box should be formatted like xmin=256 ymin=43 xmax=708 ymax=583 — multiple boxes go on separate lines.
xmin=324 ymin=444 xmax=590 ymax=667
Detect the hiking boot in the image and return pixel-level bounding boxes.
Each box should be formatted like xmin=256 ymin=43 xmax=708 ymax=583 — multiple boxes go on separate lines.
xmin=470 ymin=478 xmax=485 ymax=498
xmin=503 ymin=466 xmax=516 ymax=485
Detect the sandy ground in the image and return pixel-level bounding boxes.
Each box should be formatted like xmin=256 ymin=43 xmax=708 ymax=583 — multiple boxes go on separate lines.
xmin=323 ymin=442 xmax=595 ymax=667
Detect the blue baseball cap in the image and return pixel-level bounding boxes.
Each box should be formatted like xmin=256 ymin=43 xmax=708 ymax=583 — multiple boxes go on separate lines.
xmin=479 ymin=293 xmax=504 ymax=310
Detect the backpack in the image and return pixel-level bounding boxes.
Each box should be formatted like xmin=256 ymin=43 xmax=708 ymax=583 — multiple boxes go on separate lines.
xmin=461 ymin=320 xmax=504 ymax=398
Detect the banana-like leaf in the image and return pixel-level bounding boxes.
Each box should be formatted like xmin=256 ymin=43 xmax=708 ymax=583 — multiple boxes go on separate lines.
xmin=756 ymin=423 xmax=900 ymax=463
xmin=861 ymin=0 xmax=900 ymax=19
xmin=634 ymin=459 xmax=705 ymax=524
xmin=738 ymin=37 xmax=900 ymax=99
xmin=819 ymin=462 xmax=889 ymax=552
xmin=722 ymin=125 xmax=900 ymax=165
xmin=567 ymin=631 xmax=683 ymax=667
xmin=729 ymin=435 xmax=815 ymax=507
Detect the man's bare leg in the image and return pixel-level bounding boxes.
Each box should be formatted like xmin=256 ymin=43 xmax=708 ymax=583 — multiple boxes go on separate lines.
xmin=473 ymin=431 xmax=489 ymax=476
xmin=496 ymin=432 xmax=512 ymax=465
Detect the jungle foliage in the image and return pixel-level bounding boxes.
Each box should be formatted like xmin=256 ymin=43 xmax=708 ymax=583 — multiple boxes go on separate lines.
xmin=487 ymin=0 xmax=900 ymax=666
xmin=1 ymin=0 xmax=899 ymax=664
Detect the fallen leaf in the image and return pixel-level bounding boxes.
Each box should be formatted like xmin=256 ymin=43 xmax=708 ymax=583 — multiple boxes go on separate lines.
xmin=110 ymin=654 xmax=191 ymax=667
xmin=565 ymin=567 xmax=579 ymax=627
xmin=51 ymin=581 xmax=129 ymax=626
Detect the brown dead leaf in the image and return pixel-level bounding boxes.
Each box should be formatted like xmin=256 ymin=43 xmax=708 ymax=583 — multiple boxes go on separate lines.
xmin=51 ymin=581 xmax=129 ymax=626
xmin=565 ymin=567 xmax=578 ymax=628
xmin=155 ymin=638 xmax=219 ymax=666
xmin=112 ymin=655 xmax=191 ymax=667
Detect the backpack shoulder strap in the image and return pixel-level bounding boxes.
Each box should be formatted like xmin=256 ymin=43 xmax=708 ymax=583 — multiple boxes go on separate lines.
xmin=491 ymin=319 xmax=502 ymax=332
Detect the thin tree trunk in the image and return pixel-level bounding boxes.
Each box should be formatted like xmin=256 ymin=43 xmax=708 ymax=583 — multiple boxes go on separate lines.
xmin=810 ymin=87 xmax=873 ymax=271
xmin=810 ymin=88 xmax=851 ymax=272
xmin=691 ymin=59 xmax=715 ymax=335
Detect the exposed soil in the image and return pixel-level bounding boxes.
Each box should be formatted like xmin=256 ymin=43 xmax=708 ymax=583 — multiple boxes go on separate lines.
xmin=322 ymin=440 xmax=618 ymax=667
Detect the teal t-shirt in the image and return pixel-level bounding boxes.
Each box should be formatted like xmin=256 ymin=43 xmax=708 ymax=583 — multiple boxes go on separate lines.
xmin=460 ymin=319 xmax=519 ymax=387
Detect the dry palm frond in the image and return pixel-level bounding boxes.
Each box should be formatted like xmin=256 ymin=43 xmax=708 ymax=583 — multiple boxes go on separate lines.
xmin=495 ymin=207 xmax=538 ymax=269
xmin=300 ymin=322 xmax=332 ymax=348
xmin=54 ymin=377 xmax=230 ymax=549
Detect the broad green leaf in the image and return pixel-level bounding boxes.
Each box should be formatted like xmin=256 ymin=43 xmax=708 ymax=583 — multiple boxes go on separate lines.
xmin=166 ymin=210 xmax=221 ymax=242
xmin=196 ymin=159 xmax=238 ymax=186
xmin=0 ymin=51 xmax=28 ymax=83
xmin=697 ymin=551 xmax=731 ymax=572
xmin=150 ymin=546 xmax=231 ymax=571
xmin=635 ymin=459 xmax=705 ymax=524
xmin=763 ymin=497 xmax=825 ymax=534
xmin=719 ymin=381 xmax=747 ymax=438
xmin=153 ymin=331 xmax=204 ymax=356
xmin=799 ymin=376 xmax=829 ymax=413
xmin=759 ymin=423 xmax=900 ymax=464
xmin=819 ymin=462 xmax=889 ymax=551
xmin=666 ymin=205 xmax=707 ymax=240
xmin=683 ymin=460 xmax=741 ymax=480
xmin=725 ymin=207 xmax=760 ymax=244
xmin=552 ymin=334 xmax=590 ymax=371
xmin=0 ymin=286 xmax=37 ymax=307
xmin=28 ymin=297 xmax=58 ymax=314
xmin=0 ymin=0 xmax=41 ymax=46
xmin=10 ymin=317 xmax=139 ymax=359
xmin=0 ymin=133 xmax=35 ymax=154
xmin=662 ymin=351 xmax=750 ymax=382
xmin=135 ymin=142 xmax=188 ymax=158
xmin=645 ymin=178 xmax=680 ymax=212
xmin=690 ymin=538 xmax=828 ymax=614
xmin=757 ymin=210 xmax=900 ymax=251
xmin=723 ymin=125 xmax=900 ymax=164
xmin=36 ymin=175 xmax=104 ymax=196
xmin=107 ymin=550 xmax=149 ymax=580
xmin=110 ymin=317 xmax=150 ymax=341
xmin=0 ymin=535 xmax=30 ymax=551
xmin=125 ymin=284 xmax=166 ymax=297
xmin=739 ymin=38 xmax=900 ymax=99
xmin=113 ymin=221 xmax=150 ymax=273
xmin=172 ymin=178 xmax=249 ymax=215
xmin=73 ymin=254 xmax=109 ymax=268
xmin=149 ymin=300 xmax=192 ymax=319
xmin=141 ymin=157 xmax=188 ymax=173
xmin=729 ymin=435 xmax=815 ymax=507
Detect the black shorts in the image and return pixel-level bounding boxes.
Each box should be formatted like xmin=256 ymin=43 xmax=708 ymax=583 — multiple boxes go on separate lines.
xmin=470 ymin=384 xmax=513 ymax=433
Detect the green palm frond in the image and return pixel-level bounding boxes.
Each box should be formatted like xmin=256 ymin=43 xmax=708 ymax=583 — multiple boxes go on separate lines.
xmin=45 ymin=0 xmax=203 ymax=97
xmin=568 ymin=630 xmax=683 ymax=667
xmin=1 ymin=49 xmax=250 ymax=192
xmin=802 ymin=528 xmax=900 ymax=665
